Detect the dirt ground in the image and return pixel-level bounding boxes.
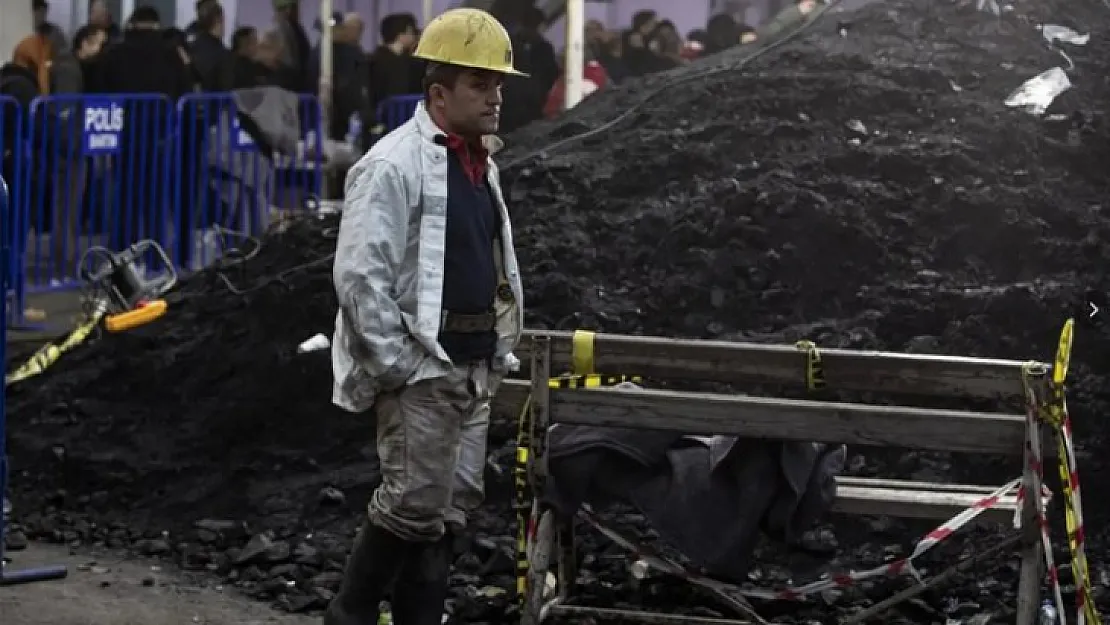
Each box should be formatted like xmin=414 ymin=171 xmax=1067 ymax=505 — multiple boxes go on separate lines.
xmin=0 ymin=541 xmax=317 ymax=625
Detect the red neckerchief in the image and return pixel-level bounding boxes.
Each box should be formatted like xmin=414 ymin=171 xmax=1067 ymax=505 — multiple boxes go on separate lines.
xmin=442 ymin=134 xmax=488 ymax=185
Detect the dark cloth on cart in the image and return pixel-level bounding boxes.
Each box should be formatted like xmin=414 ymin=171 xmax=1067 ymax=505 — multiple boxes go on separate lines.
xmin=542 ymin=384 xmax=846 ymax=582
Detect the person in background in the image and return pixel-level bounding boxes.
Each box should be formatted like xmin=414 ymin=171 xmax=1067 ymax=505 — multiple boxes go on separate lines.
xmin=33 ymin=0 xmax=63 ymax=39
xmin=72 ymin=25 xmax=106 ymax=92
xmin=98 ymin=6 xmax=190 ymax=97
xmin=622 ymin=10 xmax=659 ymax=76
xmin=597 ymin=30 xmax=628 ymax=83
xmin=682 ymin=29 xmax=708 ymax=60
xmin=186 ymin=0 xmax=214 ymax=40
xmin=327 ymin=8 xmax=524 ymax=625
xmin=501 ymin=5 xmax=558 ymax=132
xmin=366 ymin=13 xmax=420 ymax=131
xmin=88 ymin=0 xmax=122 ymax=43
xmin=272 ymin=0 xmax=311 ymax=93
xmin=309 ymin=12 xmax=368 ymax=141
xmin=255 ymin=30 xmax=285 ymax=82
xmin=648 ymin=20 xmax=685 ymax=68
xmin=584 ymin=19 xmax=607 ymax=61
xmin=12 ymin=30 xmax=52 ymax=96
xmin=164 ymin=27 xmax=203 ymax=92
xmin=740 ymin=24 xmax=758 ymax=45
xmin=543 ymin=57 xmax=609 ymax=119
xmin=188 ymin=0 xmax=234 ymax=92
xmin=705 ymin=13 xmax=741 ymax=55
xmin=230 ymin=26 xmax=275 ymax=88
xmin=99 ymin=6 xmax=192 ymax=252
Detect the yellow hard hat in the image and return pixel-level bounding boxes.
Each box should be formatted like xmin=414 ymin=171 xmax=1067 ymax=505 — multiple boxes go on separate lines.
xmin=414 ymin=8 xmax=528 ymax=76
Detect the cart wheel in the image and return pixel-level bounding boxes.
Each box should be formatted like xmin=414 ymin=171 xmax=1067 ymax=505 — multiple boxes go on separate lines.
xmin=522 ymin=509 xmax=555 ymax=625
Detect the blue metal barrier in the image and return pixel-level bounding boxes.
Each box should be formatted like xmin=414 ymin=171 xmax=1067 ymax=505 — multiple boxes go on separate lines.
xmin=0 ymin=97 xmax=27 ymax=325
xmin=0 ymin=173 xmax=67 ymax=585
xmin=175 ymin=93 xmax=323 ymax=270
xmin=23 ymin=94 xmax=175 ymax=291
xmin=6 ymin=91 xmax=326 ymax=297
xmin=378 ymin=94 xmax=422 ymax=132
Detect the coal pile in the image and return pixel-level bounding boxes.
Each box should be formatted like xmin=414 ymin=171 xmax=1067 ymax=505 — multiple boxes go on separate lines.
xmin=7 ymin=0 xmax=1110 ymax=621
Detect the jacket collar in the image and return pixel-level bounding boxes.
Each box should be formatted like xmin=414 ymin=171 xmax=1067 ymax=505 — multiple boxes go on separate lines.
xmin=413 ymin=101 xmax=504 ymax=156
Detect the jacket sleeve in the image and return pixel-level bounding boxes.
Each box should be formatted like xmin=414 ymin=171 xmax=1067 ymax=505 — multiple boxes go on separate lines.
xmin=333 ymin=158 xmax=426 ymax=389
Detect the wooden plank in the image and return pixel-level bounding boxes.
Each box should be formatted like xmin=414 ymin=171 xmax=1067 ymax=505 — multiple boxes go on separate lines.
xmin=837 ymin=476 xmax=1007 ymax=495
xmin=548 ymin=386 xmax=1026 ymax=455
xmin=516 ymin=331 xmax=1047 ymax=400
xmin=834 ymin=478 xmax=1022 ymax=522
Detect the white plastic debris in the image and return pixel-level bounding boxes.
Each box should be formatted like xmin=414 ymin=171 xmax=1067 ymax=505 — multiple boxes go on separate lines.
xmin=297 ymin=333 xmax=331 ymax=353
xmin=976 ymin=0 xmax=1000 ymax=16
xmin=1004 ymin=67 xmax=1071 ymax=115
xmin=1040 ymin=24 xmax=1090 ymax=46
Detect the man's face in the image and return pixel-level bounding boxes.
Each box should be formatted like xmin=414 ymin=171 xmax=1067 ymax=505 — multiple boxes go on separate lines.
xmin=79 ymin=29 xmax=106 ymax=58
xmin=435 ymin=69 xmax=504 ymax=137
xmin=398 ymin=27 xmax=417 ymax=52
xmin=89 ymin=0 xmax=109 ymax=25
xmin=239 ymin=32 xmax=259 ymax=57
xmin=585 ymin=21 xmax=604 ymax=44
xmin=343 ymin=18 xmax=364 ymax=44
xmin=257 ymin=36 xmax=281 ymax=66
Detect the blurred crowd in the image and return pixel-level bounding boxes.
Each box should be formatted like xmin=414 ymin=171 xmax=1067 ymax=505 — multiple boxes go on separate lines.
xmin=0 ymin=0 xmax=820 ymax=279
xmin=1 ymin=0 xmax=819 ymax=139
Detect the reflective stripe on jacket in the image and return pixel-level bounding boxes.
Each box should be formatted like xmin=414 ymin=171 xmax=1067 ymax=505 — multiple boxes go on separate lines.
xmin=331 ymin=102 xmax=524 ymax=413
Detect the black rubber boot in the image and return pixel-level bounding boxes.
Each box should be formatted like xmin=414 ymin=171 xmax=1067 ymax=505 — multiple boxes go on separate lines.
xmin=390 ymin=534 xmax=454 ymax=625
xmin=323 ymin=520 xmax=409 ymax=625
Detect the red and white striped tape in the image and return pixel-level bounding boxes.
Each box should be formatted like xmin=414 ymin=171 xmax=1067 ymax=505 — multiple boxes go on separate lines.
xmin=1024 ymin=387 xmax=1069 ymax=625
xmin=1029 ymin=384 xmax=1100 ymax=625
xmin=580 ymin=472 xmax=1028 ymax=602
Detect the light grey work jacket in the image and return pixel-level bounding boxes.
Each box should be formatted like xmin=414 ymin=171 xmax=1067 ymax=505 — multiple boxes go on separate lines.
xmin=331 ymin=102 xmax=525 ymax=413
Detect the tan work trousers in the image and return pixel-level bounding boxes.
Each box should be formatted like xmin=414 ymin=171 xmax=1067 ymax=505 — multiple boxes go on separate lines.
xmin=368 ymin=360 xmax=500 ymax=542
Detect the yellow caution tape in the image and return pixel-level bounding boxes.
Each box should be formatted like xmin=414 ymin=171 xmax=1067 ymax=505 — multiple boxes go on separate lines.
xmin=571 ymin=329 xmax=595 ymax=375
xmin=795 ymin=340 xmax=827 ymax=391
xmin=5 ymin=309 xmax=105 ymax=386
xmin=1043 ymin=320 xmax=1100 ymax=625
xmin=514 ymin=330 xmax=639 ymax=602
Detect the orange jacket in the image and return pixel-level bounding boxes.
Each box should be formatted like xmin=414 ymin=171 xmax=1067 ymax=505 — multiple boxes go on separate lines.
xmin=12 ymin=34 xmax=53 ymax=94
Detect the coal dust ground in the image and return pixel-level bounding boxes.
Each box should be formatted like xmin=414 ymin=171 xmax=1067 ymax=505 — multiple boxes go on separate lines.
xmin=6 ymin=0 xmax=1110 ymax=622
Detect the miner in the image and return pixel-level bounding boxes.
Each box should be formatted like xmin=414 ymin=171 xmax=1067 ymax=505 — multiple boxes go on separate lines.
xmin=327 ymin=8 xmax=525 ymax=625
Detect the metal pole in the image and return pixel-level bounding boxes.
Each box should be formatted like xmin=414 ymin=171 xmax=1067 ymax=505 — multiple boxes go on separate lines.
xmin=0 ymin=175 xmax=67 ymax=586
xmin=423 ymin=0 xmax=434 ymax=27
xmin=563 ymin=0 xmax=585 ymax=109
xmin=318 ymin=0 xmax=334 ymax=198
xmin=319 ymin=0 xmax=334 ymax=137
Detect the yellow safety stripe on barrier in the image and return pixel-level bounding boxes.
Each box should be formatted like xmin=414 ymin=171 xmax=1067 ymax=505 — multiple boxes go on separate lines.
xmin=572 ymin=329 xmax=595 ymax=375
xmin=549 ymin=373 xmax=643 ymax=388
xmin=514 ymin=362 xmax=640 ymax=602
xmin=5 ymin=309 xmax=105 ymax=386
xmin=795 ymin=340 xmax=827 ymax=391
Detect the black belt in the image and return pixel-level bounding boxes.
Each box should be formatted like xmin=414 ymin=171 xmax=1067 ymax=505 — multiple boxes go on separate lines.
xmin=440 ymin=310 xmax=496 ymax=333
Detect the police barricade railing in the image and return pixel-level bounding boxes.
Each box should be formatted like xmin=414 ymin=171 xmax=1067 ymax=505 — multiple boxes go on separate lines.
xmin=175 ymin=92 xmax=323 ymax=271
xmin=377 ymin=94 xmax=422 ymax=134
xmin=22 ymin=93 xmax=175 ymax=292
xmin=0 ymin=96 xmax=27 ymax=326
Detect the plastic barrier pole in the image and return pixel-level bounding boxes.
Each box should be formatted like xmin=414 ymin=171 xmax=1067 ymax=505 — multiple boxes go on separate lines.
xmin=0 ymin=174 xmax=67 ymax=586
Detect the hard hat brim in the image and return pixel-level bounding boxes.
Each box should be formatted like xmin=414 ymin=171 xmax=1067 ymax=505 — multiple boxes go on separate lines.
xmin=413 ymin=54 xmax=529 ymax=78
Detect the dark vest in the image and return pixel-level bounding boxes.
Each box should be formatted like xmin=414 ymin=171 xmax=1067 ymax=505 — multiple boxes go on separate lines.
xmin=439 ymin=150 xmax=501 ymax=363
